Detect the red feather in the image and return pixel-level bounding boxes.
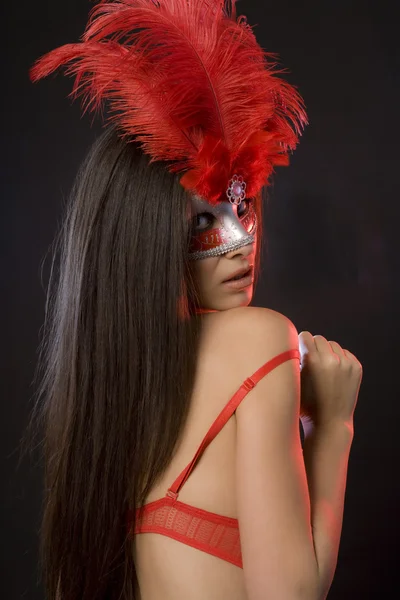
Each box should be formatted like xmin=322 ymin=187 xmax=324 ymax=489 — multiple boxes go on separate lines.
xmin=30 ymin=0 xmax=307 ymax=204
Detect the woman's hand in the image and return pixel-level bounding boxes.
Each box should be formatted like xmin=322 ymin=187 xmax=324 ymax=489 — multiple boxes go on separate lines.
xmin=298 ymin=331 xmax=363 ymax=429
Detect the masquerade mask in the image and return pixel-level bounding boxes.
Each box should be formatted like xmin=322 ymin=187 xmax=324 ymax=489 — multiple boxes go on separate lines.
xmin=188 ymin=173 xmax=257 ymax=260
xmin=189 ymin=193 xmax=257 ymax=261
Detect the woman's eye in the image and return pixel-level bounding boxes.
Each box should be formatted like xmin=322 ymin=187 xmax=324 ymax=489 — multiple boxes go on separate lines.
xmin=192 ymin=212 xmax=214 ymax=231
xmin=191 ymin=200 xmax=252 ymax=232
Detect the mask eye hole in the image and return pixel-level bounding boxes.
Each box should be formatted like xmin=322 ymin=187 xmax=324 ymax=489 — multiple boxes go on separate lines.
xmin=191 ymin=212 xmax=214 ymax=232
xmin=237 ymin=199 xmax=251 ymax=218
xmin=191 ymin=198 xmax=253 ymax=232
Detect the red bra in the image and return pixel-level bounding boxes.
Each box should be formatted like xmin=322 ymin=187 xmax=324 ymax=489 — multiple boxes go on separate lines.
xmin=126 ymin=348 xmax=300 ymax=569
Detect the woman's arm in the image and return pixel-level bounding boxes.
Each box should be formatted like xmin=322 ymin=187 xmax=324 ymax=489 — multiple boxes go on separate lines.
xmin=229 ymin=307 xmax=358 ymax=600
xmin=302 ymin=420 xmax=354 ymax=599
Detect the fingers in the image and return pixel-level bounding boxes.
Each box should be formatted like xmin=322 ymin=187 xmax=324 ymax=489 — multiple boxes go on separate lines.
xmin=299 ymin=332 xmax=335 ymax=354
xmin=343 ymin=349 xmax=363 ymax=373
xmin=312 ymin=335 xmax=333 ymax=353
xmin=299 ymin=332 xmax=340 ymax=367
xmin=329 ymin=340 xmax=347 ymax=357
xmin=298 ymin=331 xmax=314 ymax=355
xmin=299 ymin=331 xmax=363 ymax=375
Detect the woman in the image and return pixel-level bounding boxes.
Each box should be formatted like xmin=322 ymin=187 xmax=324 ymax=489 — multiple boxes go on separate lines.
xmin=23 ymin=1 xmax=363 ymax=599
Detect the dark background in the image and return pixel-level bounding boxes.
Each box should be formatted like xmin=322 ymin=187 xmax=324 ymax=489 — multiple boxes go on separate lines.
xmin=2 ymin=0 xmax=399 ymax=598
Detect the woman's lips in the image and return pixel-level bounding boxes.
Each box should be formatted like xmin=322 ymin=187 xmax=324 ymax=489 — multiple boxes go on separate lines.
xmin=222 ymin=269 xmax=253 ymax=289
xmin=223 ymin=264 xmax=252 ymax=282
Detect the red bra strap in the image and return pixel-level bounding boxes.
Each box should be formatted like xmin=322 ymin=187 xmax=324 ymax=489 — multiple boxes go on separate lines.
xmin=166 ymin=348 xmax=300 ymax=500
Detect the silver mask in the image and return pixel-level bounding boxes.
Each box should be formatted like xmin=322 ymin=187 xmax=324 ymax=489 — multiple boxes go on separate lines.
xmin=188 ymin=194 xmax=257 ymax=260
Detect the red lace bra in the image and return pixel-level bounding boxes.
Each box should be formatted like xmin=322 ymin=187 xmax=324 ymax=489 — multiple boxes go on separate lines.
xmin=126 ymin=348 xmax=300 ymax=569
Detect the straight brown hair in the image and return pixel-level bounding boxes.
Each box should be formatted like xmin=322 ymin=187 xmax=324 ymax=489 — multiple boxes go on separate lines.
xmin=20 ymin=124 xmax=265 ymax=599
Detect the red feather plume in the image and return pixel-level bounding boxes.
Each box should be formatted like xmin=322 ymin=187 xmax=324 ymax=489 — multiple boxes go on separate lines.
xmin=30 ymin=0 xmax=307 ymax=204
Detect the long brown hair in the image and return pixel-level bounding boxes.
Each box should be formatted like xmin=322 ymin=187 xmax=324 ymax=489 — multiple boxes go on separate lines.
xmin=20 ymin=125 xmax=265 ymax=599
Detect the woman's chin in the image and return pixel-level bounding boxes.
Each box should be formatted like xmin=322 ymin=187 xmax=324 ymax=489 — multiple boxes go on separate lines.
xmin=203 ymin=288 xmax=253 ymax=311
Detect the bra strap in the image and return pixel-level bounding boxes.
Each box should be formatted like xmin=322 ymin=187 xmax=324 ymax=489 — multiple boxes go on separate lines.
xmin=166 ymin=348 xmax=300 ymax=501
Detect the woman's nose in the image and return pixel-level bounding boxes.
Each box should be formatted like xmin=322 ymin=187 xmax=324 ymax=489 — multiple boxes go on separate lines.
xmin=223 ymin=241 xmax=254 ymax=260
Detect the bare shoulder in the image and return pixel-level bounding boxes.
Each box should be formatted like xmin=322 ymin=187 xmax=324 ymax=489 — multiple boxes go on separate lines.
xmin=221 ymin=305 xmax=297 ymax=332
xmin=204 ymin=305 xmax=297 ymax=331
xmin=202 ymin=306 xmax=298 ymax=360
xmin=199 ymin=306 xmax=299 ymax=395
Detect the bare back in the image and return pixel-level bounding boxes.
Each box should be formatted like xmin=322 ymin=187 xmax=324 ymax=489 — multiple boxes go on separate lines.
xmin=132 ymin=308 xmax=255 ymax=599
xmin=131 ymin=306 xmax=298 ymax=600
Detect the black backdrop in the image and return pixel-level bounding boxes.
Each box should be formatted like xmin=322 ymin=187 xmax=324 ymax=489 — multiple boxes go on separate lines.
xmin=2 ymin=0 xmax=399 ymax=598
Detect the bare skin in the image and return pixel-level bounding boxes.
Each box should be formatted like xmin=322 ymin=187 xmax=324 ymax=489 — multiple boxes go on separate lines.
xmin=132 ymin=310 xmax=253 ymax=600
